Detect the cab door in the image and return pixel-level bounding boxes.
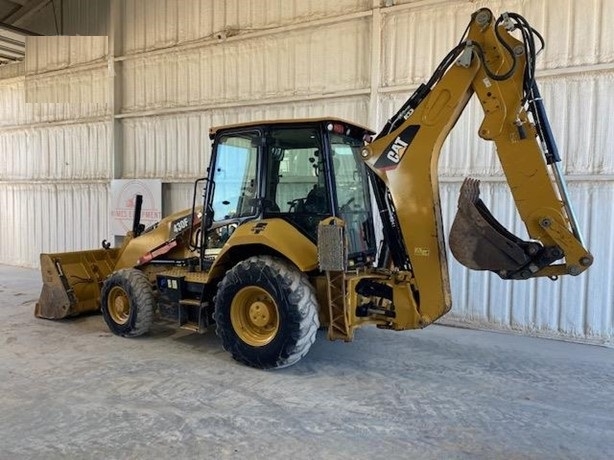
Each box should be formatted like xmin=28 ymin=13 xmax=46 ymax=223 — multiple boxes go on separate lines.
xmin=207 ymin=130 xmax=261 ymax=248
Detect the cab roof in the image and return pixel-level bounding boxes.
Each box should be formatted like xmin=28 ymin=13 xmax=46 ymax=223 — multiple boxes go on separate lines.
xmin=209 ymin=117 xmax=374 ymax=139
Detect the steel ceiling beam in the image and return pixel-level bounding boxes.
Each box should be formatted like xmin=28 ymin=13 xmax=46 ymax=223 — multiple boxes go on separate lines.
xmin=4 ymin=0 xmax=51 ymax=26
xmin=0 ymin=21 xmax=41 ymax=35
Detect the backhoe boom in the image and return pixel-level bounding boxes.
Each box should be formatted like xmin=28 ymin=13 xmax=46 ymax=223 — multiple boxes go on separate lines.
xmin=359 ymin=8 xmax=592 ymax=330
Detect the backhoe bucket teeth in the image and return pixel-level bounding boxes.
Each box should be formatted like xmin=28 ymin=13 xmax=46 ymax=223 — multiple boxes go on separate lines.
xmin=449 ymin=178 xmax=534 ymax=276
xmin=35 ymin=249 xmax=120 ymax=319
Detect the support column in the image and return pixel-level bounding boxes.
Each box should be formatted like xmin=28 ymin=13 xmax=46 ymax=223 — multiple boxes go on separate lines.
xmin=369 ymin=0 xmax=382 ymax=130
xmin=109 ymin=0 xmax=123 ymax=179
xmin=109 ymin=0 xmax=123 ymax=245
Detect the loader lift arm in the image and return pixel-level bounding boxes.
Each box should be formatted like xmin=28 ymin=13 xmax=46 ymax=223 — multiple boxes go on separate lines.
xmin=359 ymin=8 xmax=593 ymax=329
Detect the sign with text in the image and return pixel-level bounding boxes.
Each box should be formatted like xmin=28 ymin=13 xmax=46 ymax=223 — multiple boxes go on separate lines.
xmin=111 ymin=179 xmax=162 ymax=236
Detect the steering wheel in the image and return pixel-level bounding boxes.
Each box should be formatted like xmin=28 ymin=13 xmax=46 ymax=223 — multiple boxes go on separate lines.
xmin=340 ymin=197 xmax=355 ymax=213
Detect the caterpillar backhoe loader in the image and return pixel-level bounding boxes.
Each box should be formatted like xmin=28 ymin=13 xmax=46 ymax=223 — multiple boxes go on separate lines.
xmin=35 ymin=8 xmax=592 ymax=368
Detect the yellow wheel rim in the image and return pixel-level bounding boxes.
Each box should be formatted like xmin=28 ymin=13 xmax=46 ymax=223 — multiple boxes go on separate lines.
xmin=230 ymin=286 xmax=279 ymax=347
xmin=107 ymin=286 xmax=130 ymax=325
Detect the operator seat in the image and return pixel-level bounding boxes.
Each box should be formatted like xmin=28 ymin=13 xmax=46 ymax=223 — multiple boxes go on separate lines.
xmin=262 ymin=199 xmax=280 ymax=213
xmin=302 ymin=185 xmax=328 ymax=214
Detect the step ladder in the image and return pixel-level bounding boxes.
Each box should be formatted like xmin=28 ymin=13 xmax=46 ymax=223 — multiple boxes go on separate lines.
xmin=178 ymin=298 xmax=209 ymax=333
xmin=326 ymin=270 xmax=352 ymax=341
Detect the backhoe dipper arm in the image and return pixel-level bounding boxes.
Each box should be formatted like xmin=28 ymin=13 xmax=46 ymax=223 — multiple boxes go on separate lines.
xmin=359 ymin=9 xmax=592 ymax=328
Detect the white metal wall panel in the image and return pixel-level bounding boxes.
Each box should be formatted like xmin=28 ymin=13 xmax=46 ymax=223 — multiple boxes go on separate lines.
xmin=121 ymin=19 xmax=370 ymax=112
xmin=163 ymin=182 xmax=198 ymax=216
xmin=0 ymin=123 xmax=112 ymax=180
xmin=0 ymin=62 xmax=24 ymax=81
xmin=0 ymin=183 xmax=110 ymax=267
xmin=122 ymin=0 xmax=371 ymax=54
xmin=541 ymin=73 xmax=614 ymax=175
xmin=25 ymin=66 xmax=110 ymax=104
xmin=382 ymin=0 xmax=614 ymax=87
xmin=25 ymin=37 xmax=108 ymax=73
xmin=122 ymin=96 xmax=368 ymax=178
xmin=0 ymin=80 xmax=109 ymax=126
xmin=122 ymin=114 xmax=210 ymax=180
xmin=23 ymin=36 xmax=109 ymax=105
xmin=0 ymin=79 xmax=28 ymax=127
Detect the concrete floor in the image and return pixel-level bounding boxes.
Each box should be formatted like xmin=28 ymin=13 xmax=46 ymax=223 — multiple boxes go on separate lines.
xmin=1 ymin=265 xmax=613 ymax=460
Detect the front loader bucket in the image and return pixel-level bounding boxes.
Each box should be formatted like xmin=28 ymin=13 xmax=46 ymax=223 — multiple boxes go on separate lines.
xmin=449 ymin=178 xmax=540 ymax=279
xmin=35 ymin=248 xmax=120 ymax=319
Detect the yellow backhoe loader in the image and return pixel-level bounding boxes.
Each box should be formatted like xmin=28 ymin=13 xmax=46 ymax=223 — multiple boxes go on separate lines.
xmin=36 ymin=9 xmax=592 ymax=368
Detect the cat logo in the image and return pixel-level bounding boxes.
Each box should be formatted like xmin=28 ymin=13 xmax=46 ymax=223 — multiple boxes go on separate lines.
xmin=386 ymin=137 xmax=409 ymax=164
xmin=373 ymin=125 xmax=420 ymax=171
xmin=251 ymin=222 xmax=268 ymax=234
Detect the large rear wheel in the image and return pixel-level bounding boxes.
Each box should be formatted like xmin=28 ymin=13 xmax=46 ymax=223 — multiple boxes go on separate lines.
xmin=100 ymin=268 xmax=154 ymax=337
xmin=214 ymin=255 xmax=319 ymax=369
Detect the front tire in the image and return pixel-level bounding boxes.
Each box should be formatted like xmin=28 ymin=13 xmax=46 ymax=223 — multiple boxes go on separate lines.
xmin=100 ymin=268 xmax=154 ymax=337
xmin=214 ymin=256 xmax=319 ymax=369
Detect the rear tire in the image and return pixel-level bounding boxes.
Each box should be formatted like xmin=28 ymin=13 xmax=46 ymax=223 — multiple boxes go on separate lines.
xmin=214 ymin=256 xmax=319 ymax=369
xmin=100 ymin=268 xmax=154 ymax=337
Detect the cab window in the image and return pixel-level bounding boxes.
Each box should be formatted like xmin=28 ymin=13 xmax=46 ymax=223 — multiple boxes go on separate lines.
xmin=211 ymin=132 xmax=259 ymax=221
xmin=264 ymin=126 xmax=330 ymax=240
xmin=265 ymin=127 xmax=329 ymax=215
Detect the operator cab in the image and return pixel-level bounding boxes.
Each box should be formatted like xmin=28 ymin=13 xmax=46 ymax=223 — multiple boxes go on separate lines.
xmin=204 ymin=118 xmax=377 ymax=266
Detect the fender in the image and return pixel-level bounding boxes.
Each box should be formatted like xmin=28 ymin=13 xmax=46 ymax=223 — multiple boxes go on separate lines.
xmin=208 ymin=218 xmax=319 ymax=279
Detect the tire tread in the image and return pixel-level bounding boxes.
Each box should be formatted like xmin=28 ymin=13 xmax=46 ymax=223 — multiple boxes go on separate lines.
xmin=214 ymin=255 xmax=319 ymax=369
xmin=101 ymin=268 xmax=154 ymax=337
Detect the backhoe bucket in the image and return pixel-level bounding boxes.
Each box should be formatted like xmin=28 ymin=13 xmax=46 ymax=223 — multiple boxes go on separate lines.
xmin=449 ymin=178 xmax=536 ymax=278
xmin=35 ymin=248 xmax=120 ymax=319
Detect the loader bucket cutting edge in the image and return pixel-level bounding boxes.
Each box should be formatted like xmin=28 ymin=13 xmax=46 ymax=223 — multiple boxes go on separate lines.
xmin=35 ymin=249 xmax=120 ymax=319
xmin=449 ymin=178 xmax=533 ymax=275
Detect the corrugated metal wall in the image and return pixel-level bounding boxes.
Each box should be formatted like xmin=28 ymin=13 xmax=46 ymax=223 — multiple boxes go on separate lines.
xmin=0 ymin=0 xmax=611 ymax=343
